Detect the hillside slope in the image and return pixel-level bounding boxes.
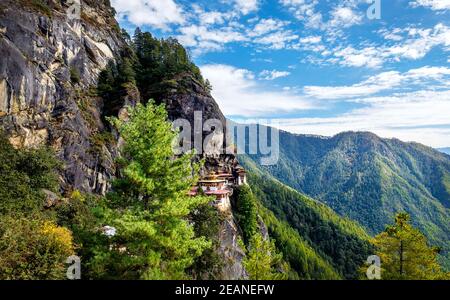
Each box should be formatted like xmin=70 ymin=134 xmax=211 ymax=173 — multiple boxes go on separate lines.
xmin=239 ymin=155 xmax=373 ymax=279
xmin=243 ymin=129 xmax=450 ymax=267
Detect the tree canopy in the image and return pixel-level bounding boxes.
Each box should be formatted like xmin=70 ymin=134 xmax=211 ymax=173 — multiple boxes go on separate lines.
xmin=89 ymin=102 xmax=212 ymax=279
xmin=370 ymin=213 xmax=449 ymax=280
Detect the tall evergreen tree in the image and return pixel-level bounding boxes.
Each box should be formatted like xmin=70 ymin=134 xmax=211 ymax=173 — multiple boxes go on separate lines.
xmin=93 ymin=102 xmax=211 ymax=279
xmin=235 ymin=185 xmax=258 ymax=245
xmin=243 ymin=233 xmax=287 ymax=280
xmin=371 ymin=213 xmax=449 ymax=280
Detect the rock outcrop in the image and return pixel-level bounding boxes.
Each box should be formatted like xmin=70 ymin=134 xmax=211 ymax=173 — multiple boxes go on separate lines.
xmin=0 ymin=0 xmax=248 ymax=279
xmin=0 ymin=0 xmax=125 ymax=194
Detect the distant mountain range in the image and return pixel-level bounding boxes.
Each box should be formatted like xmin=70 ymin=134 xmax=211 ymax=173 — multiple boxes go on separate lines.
xmin=438 ymin=148 xmax=450 ymax=155
xmin=241 ymin=129 xmax=450 ymax=269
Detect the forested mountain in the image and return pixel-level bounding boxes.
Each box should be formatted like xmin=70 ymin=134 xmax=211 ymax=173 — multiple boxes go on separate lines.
xmin=0 ymin=0 xmax=245 ymax=280
xmin=239 ymin=155 xmax=373 ymax=279
xmin=1 ymin=0 xmax=448 ymax=280
xmin=242 ymin=129 xmax=450 ymax=268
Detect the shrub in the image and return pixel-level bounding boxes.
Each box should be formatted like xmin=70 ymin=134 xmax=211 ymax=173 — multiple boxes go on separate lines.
xmin=21 ymin=0 xmax=53 ymax=17
xmin=70 ymin=67 xmax=81 ymax=84
xmin=0 ymin=215 xmax=74 ymax=280
xmin=0 ymin=131 xmax=60 ymax=214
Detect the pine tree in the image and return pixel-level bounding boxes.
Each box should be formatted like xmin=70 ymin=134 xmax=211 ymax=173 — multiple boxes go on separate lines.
xmin=235 ymin=185 xmax=258 ymax=245
xmin=371 ymin=213 xmax=449 ymax=280
xmin=205 ymin=79 xmax=213 ymax=92
xmin=118 ymin=57 xmax=136 ymax=85
xmin=95 ymin=101 xmax=211 ymax=279
xmin=243 ymin=233 xmax=287 ymax=280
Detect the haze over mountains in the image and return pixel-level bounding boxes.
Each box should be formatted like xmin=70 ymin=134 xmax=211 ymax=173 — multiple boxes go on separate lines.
xmin=438 ymin=148 xmax=450 ymax=155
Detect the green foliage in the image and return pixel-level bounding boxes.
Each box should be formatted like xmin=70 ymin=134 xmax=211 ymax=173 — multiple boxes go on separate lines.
xmin=89 ymin=102 xmax=211 ymax=279
xmin=97 ymin=51 xmax=139 ymax=118
xmin=97 ymin=28 xmax=211 ymax=118
xmin=0 ymin=215 xmax=74 ymax=280
xmin=0 ymin=132 xmax=60 ymax=214
xmin=258 ymin=205 xmax=341 ymax=280
xmin=0 ymin=131 xmax=72 ymax=280
xmin=132 ymin=28 xmax=206 ymax=101
xmin=243 ymin=130 xmax=450 ymax=269
xmin=21 ymin=0 xmax=52 ymax=17
xmin=443 ymin=171 xmax=450 ymax=196
xmin=243 ymin=233 xmax=287 ymax=280
xmin=240 ymin=155 xmax=373 ymax=279
xmin=89 ymin=131 xmax=115 ymax=154
xmin=70 ymin=66 xmax=81 ymax=84
xmin=188 ymin=204 xmax=224 ymax=279
xmin=117 ymin=58 xmax=136 ymax=85
xmin=205 ymin=79 xmax=213 ymax=93
xmin=368 ymin=213 xmax=449 ymax=280
xmin=234 ymin=185 xmax=258 ymax=244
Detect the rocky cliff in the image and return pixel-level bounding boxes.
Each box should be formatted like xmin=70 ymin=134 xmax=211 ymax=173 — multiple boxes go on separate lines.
xmin=0 ymin=0 xmax=247 ymax=279
xmin=0 ymin=0 xmax=125 ymax=194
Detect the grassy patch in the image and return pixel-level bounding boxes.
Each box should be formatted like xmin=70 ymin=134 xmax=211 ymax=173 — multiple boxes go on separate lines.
xmin=70 ymin=67 xmax=81 ymax=84
xmin=22 ymin=0 xmax=53 ymax=17
xmin=89 ymin=131 xmax=115 ymax=155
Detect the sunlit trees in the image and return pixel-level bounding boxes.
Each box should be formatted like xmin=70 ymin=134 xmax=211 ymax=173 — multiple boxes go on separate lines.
xmin=371 ymin=213 xmax=449 ymax=280
xmin=91 ymin=102 xmax=211 ymax=279
xmin=235 ymin=185 xmax=258 ymax=245
xmin=243 ymin=233 xmax=287 ymax=280
xmin=0 ymin=131 xmax=73 ymax=280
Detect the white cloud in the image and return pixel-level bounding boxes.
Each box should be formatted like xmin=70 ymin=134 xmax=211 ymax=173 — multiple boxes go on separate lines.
xmin=234 ymin=0 xmax=259 ymax=15
xmin=200 ymin=64 xmax=314 ymax=116
xmin=279 ymin=0 xmax=323 ymax=29
xmin=299 ymin=36 xmax=322 ymax=44
xmin=272 ymin=89 xmax=450 ymax=148
xmin=259 ymin=70 xmax=291 ymax=80
xmin=198 ymin=11 xmax=227 ymax=25
xmin=410 ymin=0 xmax=450 ymax=10
xmin=333 ymin=46 xmax=384 ymax=68
xmin=304 ymin=66 xmax=450 ymax=99
xmin=177 ymin=25 xmax=247 ymax=54
xmin=329 ymin=24 xmax=450 ymax=68
xmin=248 ymin=19 xmax=289 ymax=37
xmin=279 ymin=0 xmax=364 ymax=33
xmin=328 ymin=6 xmax=363 ymax=29
xmin=378 ymin=28 xmax=405 ymax=41
xmin=111 ymin=0 xmax=185 ymax=30
xmin=253 ymin=31 xmax=299 ymax=49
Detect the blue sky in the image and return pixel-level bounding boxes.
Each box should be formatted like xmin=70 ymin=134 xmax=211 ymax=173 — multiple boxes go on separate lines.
xmin=111 ymin=0 xmax=450 ymax=148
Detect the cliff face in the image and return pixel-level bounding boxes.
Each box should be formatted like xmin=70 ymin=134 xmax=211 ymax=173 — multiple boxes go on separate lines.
xmin=0 ymin=0 xmax=247 ymax=279
xmin=0 ymin=0 xmax=124 ymax=194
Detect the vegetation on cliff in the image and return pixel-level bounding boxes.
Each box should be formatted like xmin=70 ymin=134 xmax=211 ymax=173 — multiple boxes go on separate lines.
xmin=0 ymin=132 xmax=74 ymax=279
xmin=1 ymin=0 xmax=448 ymax=280
xmin=78 ymin=102 xmax=213 ymax=279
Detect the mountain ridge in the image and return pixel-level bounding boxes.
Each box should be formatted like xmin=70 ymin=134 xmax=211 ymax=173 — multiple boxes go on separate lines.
xmin=241 ymin=126 xmax=450 ymax=268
